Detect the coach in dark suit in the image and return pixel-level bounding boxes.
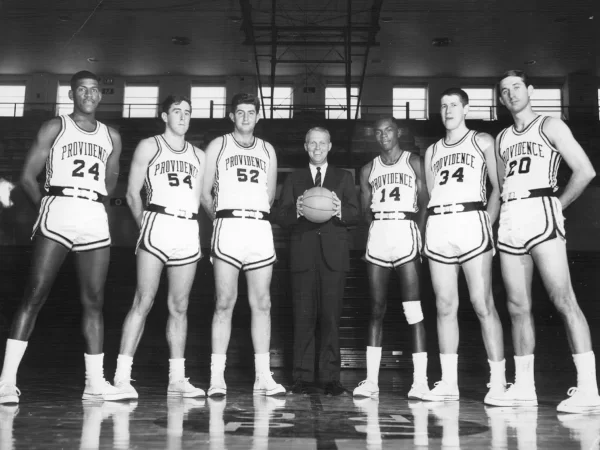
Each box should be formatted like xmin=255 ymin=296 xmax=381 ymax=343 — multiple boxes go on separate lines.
xmin=276 ymin=127 xmax=360 ymax=396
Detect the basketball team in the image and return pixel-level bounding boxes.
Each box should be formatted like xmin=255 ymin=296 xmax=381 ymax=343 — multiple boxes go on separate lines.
xmin=0 ymin=68 xmax=598 ymax=415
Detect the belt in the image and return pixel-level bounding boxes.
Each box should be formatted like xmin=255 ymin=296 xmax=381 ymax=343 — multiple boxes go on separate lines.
xmin=427 ymin=201 xmax=484 ymax=215
xmin=216 ymin=209 xmax=269 ymax=220
xmin=147 ymin=203 xmax=198 ymax=220
xmin=47 ymin=186 xmax=104 ymax=203
xmin=373 ymin=211 xmax=416 ymax=221
xmin=502 ymin=187 xmax=556 ymax=203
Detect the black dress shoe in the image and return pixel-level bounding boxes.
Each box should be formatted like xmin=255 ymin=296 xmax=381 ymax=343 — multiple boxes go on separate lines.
xmin=324 ymin=380 xmax=347 ymax=396
xmin=291 ymin=380 xmax=309 ymax=394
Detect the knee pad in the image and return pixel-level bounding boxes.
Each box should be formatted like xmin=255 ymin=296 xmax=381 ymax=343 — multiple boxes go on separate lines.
xmin=403 ymin=301 xmax=424 ymax=325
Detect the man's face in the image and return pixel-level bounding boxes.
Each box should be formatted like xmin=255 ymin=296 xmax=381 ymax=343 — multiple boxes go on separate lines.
xmin=440 ymin=94 xmax=468 ymax=131
xmin=305 ymin=130 xmax=331 ymax=166
xmin=162 ymin=101 xmax=191 ymax=136
xmin=230 ymin=103 xmax=259 ymax=132
xmin=374 ymin=119 xmax=400 ymax=151
xmin=498 ymin=76 xmax=533 ymax=114
xmin=69 ymin=78 xmax=101 ymax=114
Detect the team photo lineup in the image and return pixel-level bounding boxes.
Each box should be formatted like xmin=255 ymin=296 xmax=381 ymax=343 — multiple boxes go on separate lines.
xmin=0 ymin=62 xmax=599 ymax=429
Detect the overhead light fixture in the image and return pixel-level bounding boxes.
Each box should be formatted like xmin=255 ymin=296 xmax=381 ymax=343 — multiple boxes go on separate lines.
xmin=230 ymin=16 xmax=242 ymax=23
xmin=87 ymin=57 xmax=98 ymax=63
xmin=172 ymin=36 xmax=191 ymax=46
xmin=58 ymin=15 xmax=71 ymax=22
xmin=380 ymin=16 xmax=393 ymax=23
xmin=431 ymin=37 xmax=452 ymax=47
xmin=524 ymin=60 xmax=537 ymax=65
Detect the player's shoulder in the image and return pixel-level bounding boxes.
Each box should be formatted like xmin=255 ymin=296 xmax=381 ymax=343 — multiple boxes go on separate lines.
xmin=407 ymin=151 xmax=423 ymax=168
xmin=135 ymin=136 xmax=159 ymax=153
xmin=205 ymin=135 xmax=225 ymax=152
xmin=39 ymin=116 xmax=63 ymax=135
xmin=359 ymin=159 xmax=374 ymax=179
xmin=192 ymin=144 xmax=206 ymax=161
xmin=473 ymin=131 xmax=495 ymax=148
xmin=541 ymin=115 xmax=569 ymax=134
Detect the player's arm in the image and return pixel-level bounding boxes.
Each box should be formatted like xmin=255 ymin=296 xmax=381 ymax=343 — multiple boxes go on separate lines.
xmin=193 ymin=146 xmax=206 ymax=212
xmin=335 ymin=170 xmax=360 ymax=226
xmin=423 ymin=144 xmax=435 ymax=196
xmin=125 ymin=137 xmax=156 ymax=227
xmin=409 ymin=153 xmax=429 ymax=237
xmin=105 ymin=126 xmax=122 ymax=196
xmin=20 ymin=117 xmax=62 ymax=208
xmin=477 ymin=132 xmax=501 ymax=224
xmin=265 ymin=142 xmax=278 ymax=207
xmin=543 ymin=117 xmax=596 ymax=209
xmin=359 ymin=161 xmax=373 ymax=225
xmin=494 ymin=134 xmax=506 ymax=197
xmin=200 ymin=136 xmax=223 ymax=221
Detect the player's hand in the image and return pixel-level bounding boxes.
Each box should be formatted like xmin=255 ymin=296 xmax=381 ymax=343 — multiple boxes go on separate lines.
xmin=0 ymin=178 xmax=15 ymax=208
xmin=331 ymin=191 xmax=341 ymax=218
xmin=296 ymin=193 xmax=305 ymax=217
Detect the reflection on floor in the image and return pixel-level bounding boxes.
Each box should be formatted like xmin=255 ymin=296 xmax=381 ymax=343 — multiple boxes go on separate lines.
xmin=1 ymin=369 xmax=599 ymax=449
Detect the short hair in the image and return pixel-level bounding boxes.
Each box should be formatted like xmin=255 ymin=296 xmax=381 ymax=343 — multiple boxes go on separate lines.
xmin=305 ymin=127 xmax=331 ymax=143
xmin=497 ymin=70 xmax=531 ymax=97
xmin=441 ymin=88 xmax=469 ymax=106
xmin=70 ymin=70 xmax=100 ymax=91
xmin=231 ymin=93 xmax=260 ymax=113
xmin=161 ymin=94 xmax=192 ymax=115
xmin=373 ymin=116 xmax=398 ymax=129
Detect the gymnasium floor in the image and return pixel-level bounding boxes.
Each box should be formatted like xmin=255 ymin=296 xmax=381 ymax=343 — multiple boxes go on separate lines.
xmin=0 ymin=247 xmax=599 ymax=449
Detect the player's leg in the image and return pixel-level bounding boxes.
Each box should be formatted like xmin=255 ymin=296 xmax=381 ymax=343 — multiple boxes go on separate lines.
xmin=75 ymin=246 xmax=124 ymax=400
xmin=112 ymin=250 xmax=164 ymax=400
xmin=245 ymin=265 xmax=285 ymax=396
xmin=531 ymin=239 xmax=600 ymax=413
xmin=395 ymin=259 xmax=429 ymax=399
xmin=423 ymin=260 xmax=460 ymax=401
xmin=0 ymin=236 xmax=68 ymax=403
xmin=486 ymin=252 xmax=537 ymax=407
xmin=461 ymin=250 xmax=506 ymax=402
xmin=165 ymin=262 xmax=204 ymax=398
xmin=208 ymin=258 xmax=240 ymax=397
xmin=353 ymin=263 xmax=391 ymax=398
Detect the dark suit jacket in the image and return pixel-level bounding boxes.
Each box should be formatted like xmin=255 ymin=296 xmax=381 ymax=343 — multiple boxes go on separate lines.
xmin=276 ymin=165 xmax=360 ymax=272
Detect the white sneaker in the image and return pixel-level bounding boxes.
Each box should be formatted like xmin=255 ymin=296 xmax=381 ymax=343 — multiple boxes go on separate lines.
xmin=168 ymin=378 xmax=206 ymax=398
xmin=422 ymin=380 xmax=459 ymax=402
xmin=484 ymin=382 xmax=506 ymax=405
xmin=484 ymin=382 xmax=537 ymax=407
xmin=208 ymin=372 xmax=227 ymax=397
xmin=353 ymin=380 xmax=379 ymax=398
xmin=407 ymin=381 xmax=430 ymax=400
xmin=105 ymin=379 xmax=138 ymax=401
xmin=0 ymin=383 xmax=20 ymax=404
xmin=557 ymin=387 xmax=600 ymax=414
xmin=253 ymin=372 xmax=286 ymax=396
xmin=83 ymin=379 xmax=127 ymax=402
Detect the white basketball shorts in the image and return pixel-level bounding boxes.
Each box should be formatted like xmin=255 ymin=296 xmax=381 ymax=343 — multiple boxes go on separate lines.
xmin=365 ymin=220 xmax=421 ymax=268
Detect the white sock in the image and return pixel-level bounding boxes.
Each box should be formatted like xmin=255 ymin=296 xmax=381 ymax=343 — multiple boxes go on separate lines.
xmin=169 ymin=358 xmax=185 ymax=383
xmin=573 ymin=351 xmax=598 ymax=394
xmin=211 ymin=353 xmax=226 ymax=373
xmin=114 ymin=354 xmax=133 ymax=383
xmin=440 ymin=353 xmax=458 ymax=385
xmin=254 ymin=352 xmax=270 ymax=375
xmin=514 ymin=354 xmax=535 ymax=386
xmin=413 ymin=352 xmax=428 ymax=384
xmin=488 ymin=359 xmax=507 ymax=386
xmin=0 ymin=339 xmax=28 ymax=385
xmin=366 ymin=346 xmax=382 ymax=384
xmin=84 ymin=353 xmax=105 ymax=385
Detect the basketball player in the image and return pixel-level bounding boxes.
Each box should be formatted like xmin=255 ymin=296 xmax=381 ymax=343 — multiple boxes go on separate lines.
xmin=0 ymin=70 xmax=124 ymax=403
xmin=421 ymin=88 xmax=505 ymax=403
xmin=352 ymin=117 xmax=430 ymax=399
xmin=486 ymin=70 xmax=599 ymax=413
xmin=201 ymin=93 xmax=285 ymax=397
xmin=109 ymin=95 xmax=205 ymax=400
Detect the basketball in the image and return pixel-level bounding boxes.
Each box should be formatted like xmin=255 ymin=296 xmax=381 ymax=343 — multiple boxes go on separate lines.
xmin=302 ymin=187 xmax=334 ymax=223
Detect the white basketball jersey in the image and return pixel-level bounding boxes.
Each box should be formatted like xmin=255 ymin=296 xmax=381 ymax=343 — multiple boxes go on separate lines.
xmin=368 ymin=151 xmax=418 ymax=213
xmin=428 ymin=130 xmax=487 ymax=207
xmin=497 ymin=115 xmax=561 ymax=194
xmin=145 ymin=135 xmax=202 ymax=211
xmin=213 ymin=133 xmax=271 ymax=212
xmin=45 ymin=115 xmax=113 ymax=195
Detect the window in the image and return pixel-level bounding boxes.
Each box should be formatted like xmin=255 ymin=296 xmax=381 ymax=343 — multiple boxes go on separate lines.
xmin=462 ymin=87 xmax=496 ymax=120
xmin=531 ymin=88 xmax=562 ymax=118
xmin=325 ymin=87 xmax=360 ymax=119
xmin=190 ymin=86 xmax=226 ymax=118
xmin=258 ymin=86 xmax=293 ymax=119
xmin=123 ymin=85 xmax=159 ymax=118
xmin=393 ymin=87 xmax=428 ymax=120
xmin=56 ymin=84 xmax=73 ymax=116
xmin=0 ymin=85 xmax=26 ymax=117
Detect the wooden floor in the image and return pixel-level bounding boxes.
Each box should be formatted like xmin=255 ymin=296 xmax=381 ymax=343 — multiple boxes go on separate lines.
xmin=0 ymin=247 xmax=599 ymax=449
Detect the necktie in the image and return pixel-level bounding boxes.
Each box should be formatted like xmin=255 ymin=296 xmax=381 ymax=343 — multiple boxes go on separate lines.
xmin=315 ymin=167 xmax=321 ymax=187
